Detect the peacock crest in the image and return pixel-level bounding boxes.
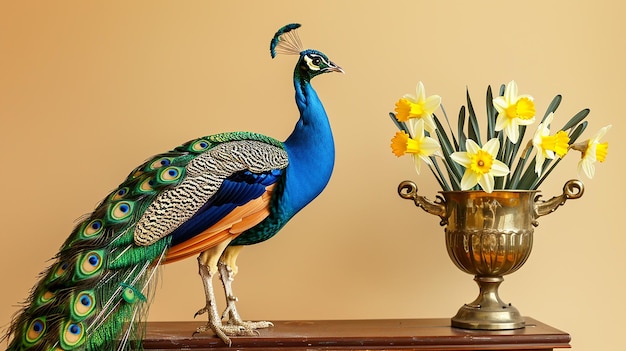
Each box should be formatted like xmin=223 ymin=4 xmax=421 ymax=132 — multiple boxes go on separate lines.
xmin=270 ymin=23 xmax=303 ymax=58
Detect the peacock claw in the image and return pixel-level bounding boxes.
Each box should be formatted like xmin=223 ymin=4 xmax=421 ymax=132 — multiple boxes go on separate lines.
xmin=194 ymin=307 xmax=208 ymax=319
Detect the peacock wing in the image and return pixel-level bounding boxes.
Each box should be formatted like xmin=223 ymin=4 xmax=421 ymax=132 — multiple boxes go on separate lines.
xmin=134 ymin=137 xmax=289 ymax=262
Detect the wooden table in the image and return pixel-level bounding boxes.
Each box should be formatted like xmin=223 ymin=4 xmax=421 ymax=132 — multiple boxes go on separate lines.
xmin=142 ymin=317 xmax=570 ymax=350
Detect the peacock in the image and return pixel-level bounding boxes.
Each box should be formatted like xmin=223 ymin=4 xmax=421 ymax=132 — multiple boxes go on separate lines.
xmin=3 ymin=23 xmax=342 ymax=350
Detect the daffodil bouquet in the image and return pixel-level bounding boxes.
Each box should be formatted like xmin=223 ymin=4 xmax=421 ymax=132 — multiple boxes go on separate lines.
xmin=389 ymin=81 xmax=610 ymax=193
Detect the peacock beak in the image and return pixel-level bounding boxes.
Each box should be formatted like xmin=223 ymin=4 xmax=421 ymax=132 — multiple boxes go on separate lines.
xmin=325 ymin=61 xmax=344 ymax=74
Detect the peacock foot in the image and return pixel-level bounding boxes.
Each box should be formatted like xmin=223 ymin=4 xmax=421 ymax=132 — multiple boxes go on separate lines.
xmin=220 ymin=306 xmax=274 ymax=329
xmin=225 ymin=318 xmax=274 ymax=329
xmin=193 ymin=320 xmax=265 ymax=346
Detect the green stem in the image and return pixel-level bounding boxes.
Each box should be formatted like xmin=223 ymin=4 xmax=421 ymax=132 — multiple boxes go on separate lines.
xmin=507 ymin=141 xmax=533 ymax=189
xmin=428 ymin=156 xmax=451 ymax=191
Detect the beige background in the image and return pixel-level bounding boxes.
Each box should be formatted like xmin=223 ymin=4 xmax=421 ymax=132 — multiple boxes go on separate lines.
xmin=1 ymin=1 xmax=623 ymax=350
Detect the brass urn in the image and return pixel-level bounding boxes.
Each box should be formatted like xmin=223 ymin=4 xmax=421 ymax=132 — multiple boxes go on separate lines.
xmin=398 ymin=179 xmax=584 ymax=330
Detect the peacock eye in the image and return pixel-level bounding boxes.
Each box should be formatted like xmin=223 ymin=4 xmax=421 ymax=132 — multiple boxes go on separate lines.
xmin=191 ymin=139 xmax=210 ymax=152
xmin=83 ymin=219 xmax=104 ymax=237
xmin=78 ymin=250 xmax=104 ymax=277
xmin=61 ymin=321 xmax=85 ymax=348
xmin=110 ymin=201 xmax=134 ymax=221
xmin=25 ymin=317 xmax=47 ymax=345
xmin=72 ymin=291 xmax=96 ymax=320
xmin=149 ymin=157 xmax=172 ymax=170
xmin=158 ymin=166 xmax=183 ymax=182
xmin=312 ymin=57 xmax=321 ymax=65
xmin=139 ymin=177 xmax=154 ymax=192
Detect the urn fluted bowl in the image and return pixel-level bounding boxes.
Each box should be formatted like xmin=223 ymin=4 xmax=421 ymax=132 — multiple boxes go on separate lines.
xmin=398 ymin=180 xmax=583 ymax=330
xmin=444 ymin=190 xmax=535 ymax=277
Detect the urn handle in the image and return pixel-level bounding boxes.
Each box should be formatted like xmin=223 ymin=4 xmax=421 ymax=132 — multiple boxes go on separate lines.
xmin=398 ymin=181 xmax=447 ymax=225
xmin=534 ymin=179 xmax=584 ymax=223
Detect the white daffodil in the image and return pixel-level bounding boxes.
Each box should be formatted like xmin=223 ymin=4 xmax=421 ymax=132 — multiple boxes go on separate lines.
xmin=390 ymin=119 xmax=441 ymax=174
xmin=574 ymin=125 xmax=611 ymax=179
xmin=531 ymin=112 xmax=570 ymax=176
xmin=394 ymin=81 xmax=441 ymax=134
xmin=493 ymin=80 xmax=536 ymax=143
xmin=450 ymin=138 xmax=510 ymax=193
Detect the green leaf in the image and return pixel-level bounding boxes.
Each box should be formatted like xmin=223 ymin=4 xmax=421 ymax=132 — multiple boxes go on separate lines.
xmin=428 ymin=156 xmax=452 ymax=191
xmin=513 ymin=125 xmax=529 ymax=158
xmin=486 ymin=86 xmax=497 ymax=140
xmin=532 ymin=158 xmax=561 ymax=190
xmin=516 ymin=157 xmax=539 ymax=190
xmin=434 ymin=115 xmax=464 ymax=185
xmin=389 ymin=112 xmax=409 ymax=134
xmin=501 ymin=138 xmax=513 ymax=165
xmin=457 ymin=106 xmax=467 ymax=151
xmin=499 ymin=84 xmax=506 ymax=96
xmin=466 ymin=88 xmax=482 ymax=146
xmin=506 ymin=126 xmax=527 ymax=166
xmin=494 ymin=172 xmax=505 ymax=190
xmin=543 ymin=94 xmax=562 ymax=120
xmin=561 ymin=108 xmax=590 ymax=131
xmin=568 ymin=120 xmax=588 ymax=144
xmin=442 ymin=160 xmax=462 ymax=190
xmin=496 ymin=132 xmax=505 ymax=161
xmin=506 ymin=147 xmax=531 ymax=189
xmin=439 ymin=105 xmax=459 ymax=151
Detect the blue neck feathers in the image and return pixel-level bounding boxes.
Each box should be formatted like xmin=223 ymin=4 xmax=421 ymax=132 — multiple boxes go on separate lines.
xmin=281 ymin=77 xmax=335 ymax=216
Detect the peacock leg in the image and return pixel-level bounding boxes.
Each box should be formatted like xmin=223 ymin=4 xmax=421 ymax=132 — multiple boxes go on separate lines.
xmin=219 ymin=245 xmax=273 ymax=331
xmin=194 ymin=241 xmax=253 ymax=345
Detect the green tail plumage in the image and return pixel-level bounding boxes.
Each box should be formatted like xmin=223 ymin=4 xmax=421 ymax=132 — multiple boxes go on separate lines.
xmin=4 ymin=132 xmax=283 ymax=351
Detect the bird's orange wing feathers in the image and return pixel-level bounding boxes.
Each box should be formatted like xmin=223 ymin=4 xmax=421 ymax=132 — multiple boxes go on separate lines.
xmin=163 ymin=184 xmax=275 ymax=263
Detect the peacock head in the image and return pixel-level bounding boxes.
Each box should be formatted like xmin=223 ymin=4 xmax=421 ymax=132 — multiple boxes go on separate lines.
xmin=296 ymin=49 xmax=343 ymax=81
xmin=270 ymin=23 xmax=343 ymax=82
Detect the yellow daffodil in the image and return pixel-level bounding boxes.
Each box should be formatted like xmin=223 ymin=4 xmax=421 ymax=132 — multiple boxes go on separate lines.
xmin=531 ymin=112 xmax=571 ymax=176
xmin=573 ymin=125 xmax=611 ymax=179
xmin=394 ymin=81 xmax=441 ymax=133
xmin=390 ymin=119 xmax=441 ymax=174
xmin=389 ymin=80 xmax=608 ymax=192
xmin=493 ymin=80 xmax=536 ymax=143
xmin=450 ymin=139 xmax=510 ymax=193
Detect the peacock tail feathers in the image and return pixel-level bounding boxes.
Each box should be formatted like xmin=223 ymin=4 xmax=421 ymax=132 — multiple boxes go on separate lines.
xmin=5 ymin=131 xmax=287 ymax=351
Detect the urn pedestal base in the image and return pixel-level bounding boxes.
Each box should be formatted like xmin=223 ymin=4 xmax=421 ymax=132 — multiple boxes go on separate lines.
xmin=451 ymin=275 xmax=524 ymax=330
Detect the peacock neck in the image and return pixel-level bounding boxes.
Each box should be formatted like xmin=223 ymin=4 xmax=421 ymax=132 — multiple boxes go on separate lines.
xmin=281 ymin=77 xmax=335 ymax=216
